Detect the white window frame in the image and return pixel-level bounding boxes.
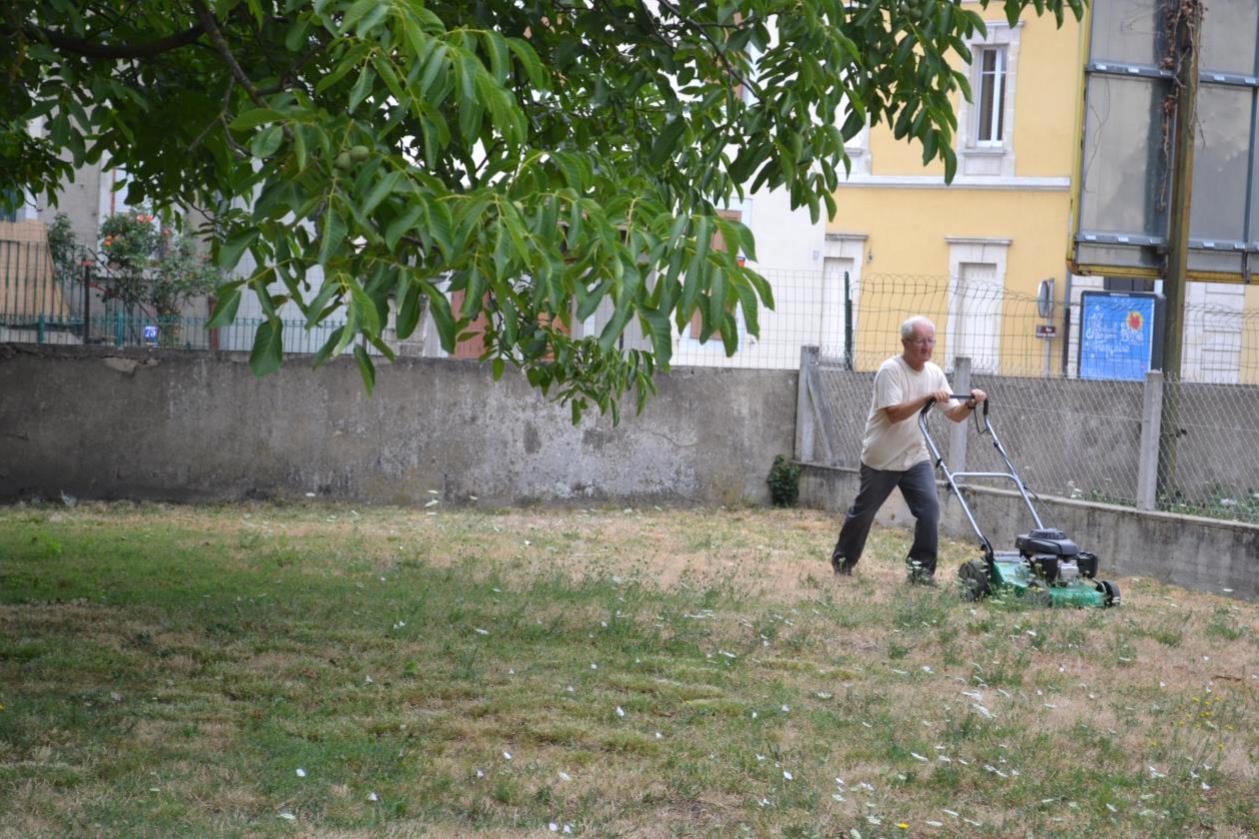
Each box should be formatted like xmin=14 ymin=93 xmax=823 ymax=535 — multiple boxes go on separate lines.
xmin=974 ymin=46 xmax=1007 ymax=147
xmin=956 ymin=21 xmax=1021 ymax=178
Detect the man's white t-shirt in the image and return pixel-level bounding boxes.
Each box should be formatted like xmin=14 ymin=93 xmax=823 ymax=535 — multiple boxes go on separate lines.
xmin=860 ymin=355 xmax=957 ymax=471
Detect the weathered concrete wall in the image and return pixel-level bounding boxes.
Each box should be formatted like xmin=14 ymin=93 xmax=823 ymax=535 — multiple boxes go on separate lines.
xmin=802 ymin=464 xmax=1259 ymax=601
xmin=0 ymin=344 xmax=797 ymax=506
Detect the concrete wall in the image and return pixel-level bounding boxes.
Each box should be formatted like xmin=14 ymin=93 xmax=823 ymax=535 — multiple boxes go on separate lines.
xmin=0 ymin=344 xmax=798 ymax=507
xmin=802 ymin=464 xmax=1259 ymax=601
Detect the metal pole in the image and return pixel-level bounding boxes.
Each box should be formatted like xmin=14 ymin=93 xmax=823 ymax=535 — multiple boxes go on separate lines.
xmin=843 ymin=270 xmax=853 ymax=370
xmin=82 ymin=252 xmax=91 ymax=344
xmin=1060 ymin=273 xmax=1072 ymax=377
xmin=1157 ymin=0 xmax=1202 ymax=502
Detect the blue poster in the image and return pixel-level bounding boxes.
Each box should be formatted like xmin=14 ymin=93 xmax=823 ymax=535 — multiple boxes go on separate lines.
xmin=1078 ymin=292 xmax=1161 ymax=381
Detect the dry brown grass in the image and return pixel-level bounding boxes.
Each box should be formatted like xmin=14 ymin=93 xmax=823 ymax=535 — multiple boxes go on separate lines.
xmin=1 ymin=501 xmax=1256 ymax=837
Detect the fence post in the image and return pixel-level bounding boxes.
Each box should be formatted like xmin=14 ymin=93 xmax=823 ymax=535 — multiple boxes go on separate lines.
xmin=82 ymin=257 xmax=91 ymax=344
xmin=843 ymin=270 xmax=853 ymax=371
xmin=948 ymin=356 xmax=972 ymax=475
xmin=796 ymin=345 xmax=818 ymax=462
xmin=1136 ymin=369 xmax=1164 ymax=511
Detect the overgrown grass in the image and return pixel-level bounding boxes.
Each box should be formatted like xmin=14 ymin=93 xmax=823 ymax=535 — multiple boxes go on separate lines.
xmin=1 ymin=502 xmax=1256 ymax=837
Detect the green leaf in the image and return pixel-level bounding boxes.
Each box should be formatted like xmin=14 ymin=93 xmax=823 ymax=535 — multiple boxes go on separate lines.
xmin=422 ymin=282 xmax=456 ymax=352
xmin=649 ymin=115 xmax=687 ymax=169
xmin=339 ymin=0 xmax=378 ymax=34
xmin=217 ymin=230 xmax=258 ymax=271
xmin=505 ymin=37 xmax=546 ymax=88
xmin=207 ymin=283 xmax=243 ymax=328
xmin=483 ymin=31 xmax=510 ymax=84
xmin=318 ymin=206 xmax=348 ymax=267
xmin=362 ymin=170 xmax=403 ymax=216
xmin=349 ymin=65 xmax=375 ymax=113
xmin=312 ymin=325 xmax=345 ymax=369
xmin=353 ymin=345 xmax=376 ymax=395
xmin=491 ymin=357 xmax=505 ymax=380
xmin=395 ymin=278 xmax=421 ymax=338
xmin=385 ymin=203 xmax=424 ymax=250
xmin=229 ymin=108 xmax=285 ymax=130
xmin=250 ymin=125 xmax=283 ymax=158
xmin=249 ymin=317 xmax=284 ymax=377
xmin=349 ymin=281 xmax=382 ymax=338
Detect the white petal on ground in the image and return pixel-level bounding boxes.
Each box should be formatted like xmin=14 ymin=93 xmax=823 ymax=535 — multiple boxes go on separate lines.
xmin=295 ymin=768 xmax=306 ymax=778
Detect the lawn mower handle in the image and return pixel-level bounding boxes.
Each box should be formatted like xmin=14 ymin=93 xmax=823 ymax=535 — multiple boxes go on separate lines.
xmin=919 ymin=394 xmax=989 ymax=420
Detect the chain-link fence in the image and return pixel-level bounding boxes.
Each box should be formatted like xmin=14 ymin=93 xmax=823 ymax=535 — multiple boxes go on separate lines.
xmin=800 ymin=273 xmax=1259 ymax=525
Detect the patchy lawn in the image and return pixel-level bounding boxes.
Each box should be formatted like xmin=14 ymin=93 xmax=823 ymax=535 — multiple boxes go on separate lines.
xmin=0 ymin=502 xmax=1256 ymax=837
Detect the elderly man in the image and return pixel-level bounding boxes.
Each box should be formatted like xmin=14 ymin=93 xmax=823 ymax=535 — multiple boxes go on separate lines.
xmin=831 ymin=316 xmax=987 ymax=584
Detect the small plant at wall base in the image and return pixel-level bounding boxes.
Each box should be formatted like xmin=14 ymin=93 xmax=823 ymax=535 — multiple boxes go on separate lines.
xmin=768 ymin=455 xmax=801 ymax=507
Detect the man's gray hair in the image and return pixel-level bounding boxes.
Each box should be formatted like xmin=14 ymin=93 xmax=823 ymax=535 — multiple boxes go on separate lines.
xmin=900 ymin=316 xmax=935 ymax=341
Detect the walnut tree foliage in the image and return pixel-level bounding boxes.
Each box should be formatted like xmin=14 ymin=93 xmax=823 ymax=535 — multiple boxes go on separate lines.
xmin=2 ymin=0 xmax=1084 ymax=420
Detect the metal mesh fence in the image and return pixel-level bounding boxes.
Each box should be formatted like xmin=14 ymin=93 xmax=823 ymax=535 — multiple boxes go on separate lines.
xmin=805 ymin=274 xmax=1259 ymax=525
xmin=670 ymin=268 xmax=848 ymax=369
xmin=1156 ymin=379 xmax=1259 ymax=521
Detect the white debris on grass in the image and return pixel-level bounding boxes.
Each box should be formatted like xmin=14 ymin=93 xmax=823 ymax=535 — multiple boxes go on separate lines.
xmin=295 ymin=768 xmax=306 ymax=778
xmin=558 ymin=771 xmax=571 ymax=782
xmin=503 ymin=752 xmax=513 ymax=761
xmin=278 ymin=812 xmax=296 ymax=821
xmin=368 ymin=792 xmax=378 ymax=802
xmin=474 ymin=628 xmax=489 ymax=636
xmin=615 ymin=706 xmax=625 ymax=717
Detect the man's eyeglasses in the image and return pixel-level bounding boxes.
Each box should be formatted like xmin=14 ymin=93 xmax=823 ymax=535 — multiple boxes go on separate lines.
xmin=907 ymin=338 xmax=935 ymax=347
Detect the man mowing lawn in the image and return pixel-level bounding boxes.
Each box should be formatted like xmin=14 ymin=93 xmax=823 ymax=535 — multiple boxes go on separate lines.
xmin=830 ymin=315 xmax=986 ymax=585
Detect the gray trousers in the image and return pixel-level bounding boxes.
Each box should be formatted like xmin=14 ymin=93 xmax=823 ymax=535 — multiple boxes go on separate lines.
xmin=831 ymin=460 xmax=940 ymax=576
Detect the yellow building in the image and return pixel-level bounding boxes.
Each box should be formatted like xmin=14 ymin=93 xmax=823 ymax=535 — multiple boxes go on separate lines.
xmin=829 ymin=3 xmax=1259 ymax=383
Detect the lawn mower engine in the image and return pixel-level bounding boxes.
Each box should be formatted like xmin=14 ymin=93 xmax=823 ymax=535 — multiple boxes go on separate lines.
xmin=1015 ymin=528 xmax=1119 ymax=607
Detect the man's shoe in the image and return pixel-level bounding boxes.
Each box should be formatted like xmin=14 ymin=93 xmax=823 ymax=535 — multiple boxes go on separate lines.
xmin=832 ymin=557 xmax=852 ymax=576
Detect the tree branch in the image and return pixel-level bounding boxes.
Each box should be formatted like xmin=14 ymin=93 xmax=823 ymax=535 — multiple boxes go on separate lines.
xmin=19 ymin=21 xmax=205 ymax=60
xmin=190 ymin=0 xmax=266 ymax=108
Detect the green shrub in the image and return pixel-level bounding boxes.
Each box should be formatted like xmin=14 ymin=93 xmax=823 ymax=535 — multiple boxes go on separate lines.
xmin=767 ymin=455 xmax=801 ymax=507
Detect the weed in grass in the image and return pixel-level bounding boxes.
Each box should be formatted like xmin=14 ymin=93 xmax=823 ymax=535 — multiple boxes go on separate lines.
xmin=1205 ymin=605 xmax=1245 ymax=641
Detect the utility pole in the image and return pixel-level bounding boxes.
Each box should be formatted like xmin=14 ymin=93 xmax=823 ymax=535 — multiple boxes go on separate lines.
xmin=1158 ymin=0 xmax=1203 ymax=500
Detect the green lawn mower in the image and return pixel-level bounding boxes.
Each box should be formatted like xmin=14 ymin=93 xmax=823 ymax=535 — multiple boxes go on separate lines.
xmin=920 ymin=395 xmax=1120 ymax=608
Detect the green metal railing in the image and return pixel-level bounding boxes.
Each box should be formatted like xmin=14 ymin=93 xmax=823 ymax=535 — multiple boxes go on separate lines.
xmin=2 ymin=238 xmax=363 ymax=355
